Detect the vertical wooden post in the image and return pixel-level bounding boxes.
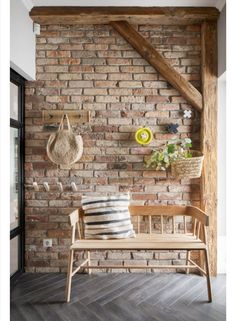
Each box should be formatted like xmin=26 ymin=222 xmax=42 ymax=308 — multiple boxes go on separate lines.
xmin=201 ymin=21 xmax=218 ymax=276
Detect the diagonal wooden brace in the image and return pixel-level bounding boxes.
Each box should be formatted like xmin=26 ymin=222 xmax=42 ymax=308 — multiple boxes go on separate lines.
xmin=110 ymin=20 xmax=203 ymax=112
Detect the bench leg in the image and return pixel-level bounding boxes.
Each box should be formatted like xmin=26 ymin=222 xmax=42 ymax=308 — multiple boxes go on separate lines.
xmin=186 ymin=250 xmax=191 ymax=274
xmin=66 ymin=249 xmax=74 ymax=302
xmin=204 ymin=249 xmax=212 ymax=302
xmin=87 ymin=250 xmax=91 ymax=274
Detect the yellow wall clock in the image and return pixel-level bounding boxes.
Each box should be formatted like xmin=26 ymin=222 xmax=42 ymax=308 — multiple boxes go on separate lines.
xmin=135 ymin=127 xmax=153 ymax=145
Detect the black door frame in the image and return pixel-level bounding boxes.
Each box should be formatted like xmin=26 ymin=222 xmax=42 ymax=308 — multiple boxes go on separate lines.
xmin=10 ymin=68 xmax=25 ymax=283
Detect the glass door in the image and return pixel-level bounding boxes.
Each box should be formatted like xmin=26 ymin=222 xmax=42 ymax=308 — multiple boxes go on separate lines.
xmin=10 ymin=69 xmax=25 ymax=281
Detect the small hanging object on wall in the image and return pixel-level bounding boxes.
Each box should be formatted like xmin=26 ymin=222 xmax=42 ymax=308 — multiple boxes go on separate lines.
xmin=166 ymin=123 xmax=179 ymax=134
xmin=46 ymin=114 xmax=83 ymax=166
xmin=71 ymin=182 xmax=77 ymax=192
xmin=183 ymin=109 xmax=192 ymax=119
xmin=43 ymin=182 xmax=50 ymax=192
xmin=135 ymin=127 xmax=153 ymax=145
xmin=33 ymin=181 xmax=39 ymax=191
xmin=57 ymin=182 xmax=63 ymax=192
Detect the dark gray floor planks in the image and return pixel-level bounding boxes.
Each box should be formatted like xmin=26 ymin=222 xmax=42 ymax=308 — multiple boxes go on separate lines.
xmin=11 ymin=272 xmax=226 ymax=321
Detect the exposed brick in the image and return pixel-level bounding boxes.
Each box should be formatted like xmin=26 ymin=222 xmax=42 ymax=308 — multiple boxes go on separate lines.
xmin=181 ymin=58 xmax=201 ymax=66
xmin=159 ymin=252 xmax=179 ymax=260
xmin=95 ymin=81 xmax=118 ymax=88
xmin=49 ymin=200 xmax=72 ymax=207
xmin=109 ymin=88 xmax=133 ymax=96
xmin=146 ymin=96 xmax=170 ymax=103
xmin=145 ymin=185 xmax=168 ymax=193
xmin=158 ymin=193 xmax=183 ymax=201
xmin=107 ymin=58 xmax=132 ymax=65
xmin=119 ymin=81 xmax=142 ymax=88
xmin=108 ymin=73 xmax=132 ymax=80
xmin=132 ymin=193 xmax=157 ymax=201
xmin=132 ymin=252 xmax=154 ymax=260
xmin=120 ymin=66 xmax=144 ymax=73
xmin=45 ymin=66 xmax=68 ymax=73
xmin=25 ymin=23 xmax=201 ymax=272
xmin=107 ymin=251 xmax=131 ymax=260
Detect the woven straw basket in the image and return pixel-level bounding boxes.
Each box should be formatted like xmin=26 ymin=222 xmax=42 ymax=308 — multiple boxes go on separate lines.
xmin=171 ymin=150 xmax=204 ymax=179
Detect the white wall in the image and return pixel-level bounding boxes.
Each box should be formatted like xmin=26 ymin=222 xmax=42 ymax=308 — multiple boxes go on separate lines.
xmin=10 ymin=0 xmax=35 ymax=80
xmin=218 ymin=5 xmax=226 ymax=77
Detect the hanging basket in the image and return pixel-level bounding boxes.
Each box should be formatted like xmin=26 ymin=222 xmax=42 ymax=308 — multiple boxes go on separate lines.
xmin=171 ymin=150 xmax=204 ymax=179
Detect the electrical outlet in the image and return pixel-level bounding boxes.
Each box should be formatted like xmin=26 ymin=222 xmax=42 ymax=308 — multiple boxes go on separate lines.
xmin=43 ymin=239 xmax=52 ymax=247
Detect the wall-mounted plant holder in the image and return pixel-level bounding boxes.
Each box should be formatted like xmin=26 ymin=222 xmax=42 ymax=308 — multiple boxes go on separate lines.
xmin=42 ymin=110 xmax=90 ymax=126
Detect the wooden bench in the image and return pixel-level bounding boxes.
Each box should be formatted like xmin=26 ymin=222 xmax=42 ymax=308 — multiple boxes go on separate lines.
xmin=65 ymin=205 xmax=212 ymax=303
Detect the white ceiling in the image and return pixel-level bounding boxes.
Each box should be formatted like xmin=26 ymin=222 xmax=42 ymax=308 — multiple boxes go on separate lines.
xmin=23 ymin=0 xmax=226 ymax=11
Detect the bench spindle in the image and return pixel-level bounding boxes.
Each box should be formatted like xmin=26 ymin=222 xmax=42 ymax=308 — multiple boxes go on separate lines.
xmin=149 ymin=215 xmax=152 ymax=234
xmin=193 ymin=218 xmax=197 ymax=237
xmin=184 ymin=216 xmax=187 ymax=234
xmin=161 ymin=215 xmax=164 ymax=234
xmin=172 ymin=216 xmax=175 ymax=234
xmin=197 ymin=221 xmax=201 ymax=239
xmin=137 ymin=215 xmax=140 ymax=234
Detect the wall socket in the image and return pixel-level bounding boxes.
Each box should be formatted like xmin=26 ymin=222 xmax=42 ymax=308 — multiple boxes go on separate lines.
xmin=43 ymin=239 xmax=52 ymax=247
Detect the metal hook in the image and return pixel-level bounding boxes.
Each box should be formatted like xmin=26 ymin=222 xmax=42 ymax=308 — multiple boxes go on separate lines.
xmin=71 ymin=182 xmax=77 ymax=192
xmin=57 ymin=182 xmax=63 ymax=192
xmin=33 ymin=181 xmax=39 ymax=191
xmin=43 ymin=182 xmax=50 ymax=192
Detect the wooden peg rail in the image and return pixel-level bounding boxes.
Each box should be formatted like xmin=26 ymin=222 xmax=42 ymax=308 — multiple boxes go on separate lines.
xmin=42 ymin=110 xmax=90 ymax=125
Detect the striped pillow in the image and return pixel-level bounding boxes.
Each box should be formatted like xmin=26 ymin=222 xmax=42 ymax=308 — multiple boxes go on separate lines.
xmin=81 ymin=194 xmax=135 ymax=240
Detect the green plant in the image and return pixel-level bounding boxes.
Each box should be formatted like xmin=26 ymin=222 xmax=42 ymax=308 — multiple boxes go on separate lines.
xmin=144 ymin=138 xmax=192 ymax=171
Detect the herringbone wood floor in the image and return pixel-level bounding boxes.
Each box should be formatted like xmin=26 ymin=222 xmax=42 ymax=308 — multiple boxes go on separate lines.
xmin=11 ymin=273 xmax=225 ymax=321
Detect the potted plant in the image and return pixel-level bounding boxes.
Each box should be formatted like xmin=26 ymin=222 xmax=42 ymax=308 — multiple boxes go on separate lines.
xmin=144 ymin=138 xmax=204 ymax=179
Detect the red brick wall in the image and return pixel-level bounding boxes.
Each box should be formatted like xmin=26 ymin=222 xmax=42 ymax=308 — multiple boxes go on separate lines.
xmin=25 ymin=24 xmax=201 ymax=272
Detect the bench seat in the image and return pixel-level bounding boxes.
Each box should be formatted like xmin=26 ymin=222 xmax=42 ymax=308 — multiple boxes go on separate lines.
xmin=71 ymin=233 xmax=207 ymax=251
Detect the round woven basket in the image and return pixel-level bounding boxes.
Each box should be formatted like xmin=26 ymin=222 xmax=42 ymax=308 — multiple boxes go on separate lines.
xmin=171 ymin=150 xmax=204 ymax=179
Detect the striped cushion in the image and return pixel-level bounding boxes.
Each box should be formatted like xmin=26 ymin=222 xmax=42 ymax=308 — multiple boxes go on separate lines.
xmin=81 ymin=194 xmax=135 ymax=240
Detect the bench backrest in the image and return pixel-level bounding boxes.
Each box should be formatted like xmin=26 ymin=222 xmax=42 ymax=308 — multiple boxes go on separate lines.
xmin=68 ymin=205 xmax=209 ymax=243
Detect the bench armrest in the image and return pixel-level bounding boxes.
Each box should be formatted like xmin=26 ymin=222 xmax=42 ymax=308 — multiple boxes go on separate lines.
xmin=187 ymin=206 xmax=209 ymax=226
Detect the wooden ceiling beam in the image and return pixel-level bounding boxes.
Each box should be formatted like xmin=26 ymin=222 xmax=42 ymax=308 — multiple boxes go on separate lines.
xmin=29 ymin=6 xmax=219 ymax=25
xmin=111 ymin=21 xmax=203 ymax=112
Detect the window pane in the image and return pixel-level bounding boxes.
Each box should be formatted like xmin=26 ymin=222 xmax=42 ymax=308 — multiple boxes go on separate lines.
xmin=10 ymin=128 xmax=19 ymax=230
xmin=10 ymin=82 xmax=18 ymax=120
xmin=10 ymin=236 xmax=19 ymax=276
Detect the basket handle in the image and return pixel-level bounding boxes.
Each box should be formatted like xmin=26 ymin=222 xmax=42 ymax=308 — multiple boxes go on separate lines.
xmin=58 ymin=114 xmax=71 ymax=131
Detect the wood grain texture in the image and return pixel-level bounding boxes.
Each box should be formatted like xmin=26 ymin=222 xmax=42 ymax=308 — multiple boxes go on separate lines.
xmin=11 ymin=273 xmax=226 ymax=321
xmin=42 ymin=110 xmax=90 ymax=125
xmin=79 ymin=205 xmax=209 ymax=226
xmin=200 ymin=21 xmax=218 ymax=276
xmin=70 ymin=235 xmax=207 ymax=251
xmin=29 ymin=6 xmax=219 ymax=25
xmin=110 ymin=21 xmax=203 ymax=111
